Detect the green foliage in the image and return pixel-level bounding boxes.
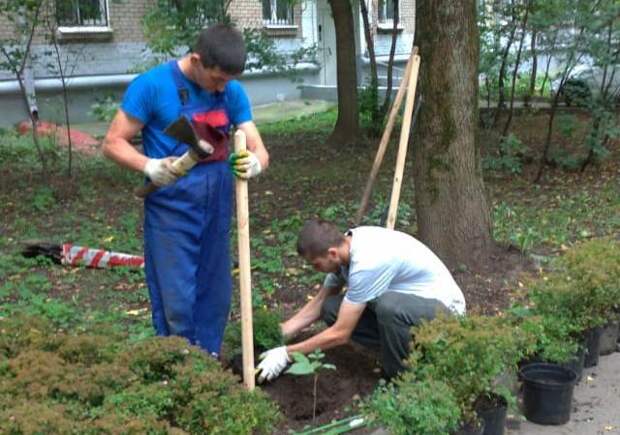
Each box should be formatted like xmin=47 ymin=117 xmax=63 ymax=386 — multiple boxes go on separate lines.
xmin=259 ymin=108 xmax=337 ymax=136
xmin=224 ymin=307 xmax=283 ymax=355
xmin=285 ymin=349 xmax=336 ymax=376
xmin=90 ymin=94 xmax=120 ymax=123
xmin=364 ymin=377 xmax=460 ymax=435
xmin=483 ymin=134 xmax=529 ymax=174
xmin=410 ymin=315 xmax=530 ymax=425
xmin=286 ymin=349 xmax=335 ymax=422
xmin=0 ymin=324 xmax=281 ymax=433
xmin=505 ymin=305 xmax=580 ymax=363
xmin=358 ymin=82 xmax=382 ymax=137
xmin=142 ymin=0 xmax=231 ymax=58
xmin=140 ymin=1 xmax=316 ymax=78
xmin=492 ymin=184 xmax=620 ymax=252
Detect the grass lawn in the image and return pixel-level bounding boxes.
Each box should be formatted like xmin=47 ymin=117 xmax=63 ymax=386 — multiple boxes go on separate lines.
xmin=0 ymin=106 xmax=618 ymax=431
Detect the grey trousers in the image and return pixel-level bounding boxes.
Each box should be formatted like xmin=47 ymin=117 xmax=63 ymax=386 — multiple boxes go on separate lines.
xmin=321 ymin=292 xmax=450 ymax=378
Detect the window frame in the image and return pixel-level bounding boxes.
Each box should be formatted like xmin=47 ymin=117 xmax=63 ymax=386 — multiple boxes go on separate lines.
xmin=56 ymin=0 xmax=112 ymax=34
xmin=376 ymin=0 xmax=403 ymax=32
xmin=262 ymin=0 xmax=297 ymax=29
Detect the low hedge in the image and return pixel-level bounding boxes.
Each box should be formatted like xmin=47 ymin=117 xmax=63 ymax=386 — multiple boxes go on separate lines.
xmin=0 ymin=316 xmax=281 ymax=434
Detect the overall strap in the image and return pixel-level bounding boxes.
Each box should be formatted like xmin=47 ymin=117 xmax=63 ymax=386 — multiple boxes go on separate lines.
xmin=169 ymin=60 xmax=189 ymax=106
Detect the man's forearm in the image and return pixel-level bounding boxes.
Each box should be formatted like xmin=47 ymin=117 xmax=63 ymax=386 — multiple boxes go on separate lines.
xmin=281 ymin=286 xmax=338 ymax=339
xmin=102 ymin=137 xmax=148 ymax=172
xmin=281 ymin=298 xmax=322 ymax=339
xmin=286 ymin=326 xmax=348 ymax=355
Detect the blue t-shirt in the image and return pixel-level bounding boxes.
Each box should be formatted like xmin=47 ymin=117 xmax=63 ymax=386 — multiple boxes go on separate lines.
xmin=121 ymin=61 xmax=252 ymax=159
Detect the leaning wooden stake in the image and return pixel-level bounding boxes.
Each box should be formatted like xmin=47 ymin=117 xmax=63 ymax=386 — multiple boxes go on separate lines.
xmin=385 ymin=53 xmax=420 ymax=230
xmin=234 ymin=129 xmax=255 ymax=390
xmin=354 ymin=46 xmax=418 ymax=226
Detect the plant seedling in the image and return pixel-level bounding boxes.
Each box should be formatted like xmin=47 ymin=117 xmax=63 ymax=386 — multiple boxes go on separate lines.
xmin=285 ymin=349 xmax=336 ymax=421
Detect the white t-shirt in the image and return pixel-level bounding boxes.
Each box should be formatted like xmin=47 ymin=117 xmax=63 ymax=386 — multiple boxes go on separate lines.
xmin=322 ymin=226 xmax=466 ymax=314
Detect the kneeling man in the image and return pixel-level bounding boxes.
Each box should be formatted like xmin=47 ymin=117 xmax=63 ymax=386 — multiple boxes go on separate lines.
xmin=256 ymin=219 xmax=466 ymax=382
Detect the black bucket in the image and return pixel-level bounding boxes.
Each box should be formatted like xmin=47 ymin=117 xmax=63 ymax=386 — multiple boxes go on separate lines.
xmin=477 ymin=395 xmax=507 ymax=435
xmin=583 ymin=326 xmax=603 ymax=368
xmin=520 ymin=363 xmax=577 ymax=425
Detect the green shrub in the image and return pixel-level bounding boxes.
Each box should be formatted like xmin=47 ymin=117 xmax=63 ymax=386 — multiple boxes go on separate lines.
xmin=0 ymin=320 xmax=281 ymax=433
xmin=483 ymin=133 xmax=529 ymax=174
xmin=57 ymin=334 xmax=119 ymax=366
xmin=120 ymin=336 xmax=197 ymax=382
xmin=224 ymin=307 xmax=283 ymax=355
xmin=0 ymin=314 xmax=60 ymax=358
xmin=506 ymin=305 xmax=580 ymax=364
xmin=364 ymin=377 xmax=460 ymax=435
xmin=0 ymin=401 xmax=78 ymax=434
xmin=171 ymin=361 xmax=281 ymax=434
xmin=531 ymin=239 xmax=620 ymax=332
xmin=410 ymin=315 xmax=529 ymax=425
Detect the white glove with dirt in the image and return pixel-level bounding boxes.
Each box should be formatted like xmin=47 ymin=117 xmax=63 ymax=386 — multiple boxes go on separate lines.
xmin=256 ymin=346 xmax=290 ymax=383
xmin=143 ymin=157 xmax=180 ymax=186
xmin=229 ymin=150 xmax=262 ymax=179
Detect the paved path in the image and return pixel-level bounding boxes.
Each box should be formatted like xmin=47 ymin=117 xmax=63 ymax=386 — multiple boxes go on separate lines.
xmin=508 ymin=352 xmax=620 ymax=435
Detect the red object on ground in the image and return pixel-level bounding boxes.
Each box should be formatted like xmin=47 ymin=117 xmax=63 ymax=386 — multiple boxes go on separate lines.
xmin=16 ymin=120 xmax=100 ymax=154
xmin=61 ymin=243 xmax=144 ymax=268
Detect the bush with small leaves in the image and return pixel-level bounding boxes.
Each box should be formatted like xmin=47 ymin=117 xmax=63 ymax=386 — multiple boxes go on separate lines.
xmin=410 ymin=315 xmax=529 ymax=425
xmin=364 ymin=376 xmax=460 ymax=435
xmin=224 ymin=307 xmax=284 ymax=356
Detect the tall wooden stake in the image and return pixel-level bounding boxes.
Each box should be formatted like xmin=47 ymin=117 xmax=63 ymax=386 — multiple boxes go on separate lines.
xmin=234 ymin=130 xmax=255 ymax=390
xmin=386 ymin=53 xmax=420 ymax=230
xmin=354 ymin=46 xmax=418 ymax=226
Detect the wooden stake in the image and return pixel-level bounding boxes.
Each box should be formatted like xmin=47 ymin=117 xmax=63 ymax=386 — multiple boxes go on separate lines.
xmin=354 ymin=46 xmax=418 ymax=226
xmin=234 ymin=130 xmax=255 ymax=390
xmin=385 ymin=53 xmax=420 ymax=230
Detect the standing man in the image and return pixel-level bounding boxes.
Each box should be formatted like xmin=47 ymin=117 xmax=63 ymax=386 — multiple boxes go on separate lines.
xmin=103 ymin=24 xmax=268 ymax=357
xmin=256 ymin=219 xmax=465 ymax=381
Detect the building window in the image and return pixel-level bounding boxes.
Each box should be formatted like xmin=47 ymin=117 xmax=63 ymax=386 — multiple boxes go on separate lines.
xmin=56 ymin=0 xmax=109 ymax=27
xmin=378 ymin=0 xmax=399 ymax=24
xmin=262 ymin=0 xmax=295 ymax=27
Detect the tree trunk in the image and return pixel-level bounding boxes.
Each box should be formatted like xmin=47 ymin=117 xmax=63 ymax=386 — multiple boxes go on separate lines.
xmin=414 ymin=0 xmax=492 ymax=269
xmin=492 ymin=1 xmax=518 ymax=127
xmin=527 ymin=28 xmax=537 ymax=104
xmin=327 ymin=0 xmax=361 ymax=145
xmin=359 ymin=0 xmax=380 ymax=136
xmin=380 ymin=0 xmax=400 ymax=114
xmin=501 ymin=0 xmax=531 ymax=138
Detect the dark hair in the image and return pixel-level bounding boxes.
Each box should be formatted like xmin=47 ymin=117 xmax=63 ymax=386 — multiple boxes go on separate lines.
xmin=297 ymin=219 xmax=345 ymax=259
xmin=193 ymin=24 xmax=246 ymax=75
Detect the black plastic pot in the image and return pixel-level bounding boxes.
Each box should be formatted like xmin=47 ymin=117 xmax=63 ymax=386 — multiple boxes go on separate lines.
xmin=519 ymin=347 xmax=584 ymax=384
xmin=453 ymin=418 xmax=485 ymax=435
xmin=583 ymin=326 xmax=603 ymax=368
xmin=476 ymin=394 xmax=507 ymax=435
xmin=520 ymin=363 xmax=577 ymax=425
xmin=599 ymin=321 xmax=619 ymax=356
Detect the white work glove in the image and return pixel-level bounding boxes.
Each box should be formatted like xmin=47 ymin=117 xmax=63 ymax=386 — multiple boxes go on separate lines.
xmin=229 ymin=150 xmax=262 ymax=179
xmin=143 ymin=157 xmax=181 ymax=186
xmin=256 ymin=346 xmax=290 ymax=383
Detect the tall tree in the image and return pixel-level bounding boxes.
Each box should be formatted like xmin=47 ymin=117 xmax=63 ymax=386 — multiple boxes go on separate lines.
xmin=413 ymin=0 xmax=492 ymax=268
xmin=327 ymin=0 xmax=361 ymax=144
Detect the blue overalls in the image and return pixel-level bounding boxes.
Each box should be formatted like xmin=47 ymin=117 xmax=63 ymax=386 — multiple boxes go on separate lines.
xmin=143 ymin=61 xmax=233 ymax=355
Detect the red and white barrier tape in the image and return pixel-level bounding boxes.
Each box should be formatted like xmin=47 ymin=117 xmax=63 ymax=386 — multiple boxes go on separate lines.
xmin=61 ymin=243 xmax=144 ymax=269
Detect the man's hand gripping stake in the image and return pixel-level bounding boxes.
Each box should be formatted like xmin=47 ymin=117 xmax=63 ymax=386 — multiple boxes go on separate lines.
xmin=134 ymin=117 xmax=217 ymax=198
